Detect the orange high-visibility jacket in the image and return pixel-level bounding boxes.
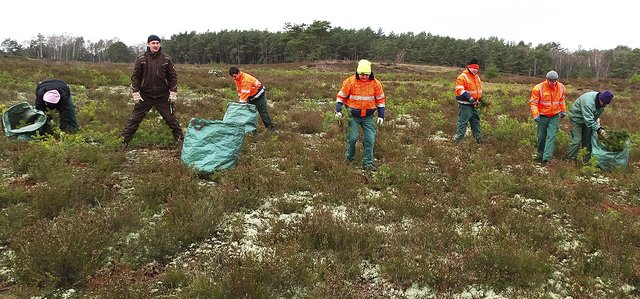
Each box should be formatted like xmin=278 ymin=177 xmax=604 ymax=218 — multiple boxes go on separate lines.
xmin=336 ymin=75 xmax=386 ymax=117
xmin=455 ymin=69 xmax=482 ymax=105
xmin=234 ymin=71 xmax=264 ymax=102
xmin=529 ymin=80 xmax=566 ymax=118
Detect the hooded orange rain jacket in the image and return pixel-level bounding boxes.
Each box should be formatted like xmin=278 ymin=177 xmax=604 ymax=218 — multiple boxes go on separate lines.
xmin=529 ymin=80 xmax=566 ymax=118
xmin=336 ymin=75 xmax=386 ymax=117
xmin=233 ymin=71 xmax=265 ymax=102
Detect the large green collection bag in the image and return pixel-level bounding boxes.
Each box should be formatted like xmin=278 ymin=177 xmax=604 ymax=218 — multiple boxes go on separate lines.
xmin=2 ymin=102 xmax=48 ymax=141
xmin=181 ymin=118 xmax=245 ymax=173
xmin=223 ymin=102 xmax=257 ymax=134
xmin=591 ymin=134 xmax=630 ymax=170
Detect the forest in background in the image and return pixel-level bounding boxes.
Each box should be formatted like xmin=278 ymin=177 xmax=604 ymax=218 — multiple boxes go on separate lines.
xmin=2 ymin=20 xmax=640 ymax=80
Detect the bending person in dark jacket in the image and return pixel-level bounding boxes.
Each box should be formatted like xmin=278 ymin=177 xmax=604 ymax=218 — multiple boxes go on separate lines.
xmin=121 ymin=34 xmax=184 ymax=148
xmin=35 ymin=79 xmax=79 ymax=133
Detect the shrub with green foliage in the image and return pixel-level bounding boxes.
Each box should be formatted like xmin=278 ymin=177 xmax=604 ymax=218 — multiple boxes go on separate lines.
xmin=484 ymin=64 xmax=500 ymax=79
xmin=599 ymin=129 xmax=630 ymax=152
xmin=629 ymin=73 xmax=640 ymax=84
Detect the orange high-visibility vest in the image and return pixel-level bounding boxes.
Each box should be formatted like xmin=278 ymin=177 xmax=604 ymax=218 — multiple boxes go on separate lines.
xmin=530 ymin=80 xmax=566 ymax=117
xmin=336 ymin=75 xmax=386 ymax=117
xmin=234 ymin=71 xmax=264 ymax=102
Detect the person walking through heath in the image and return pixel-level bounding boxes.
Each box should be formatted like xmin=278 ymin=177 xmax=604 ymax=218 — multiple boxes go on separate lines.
xmin=529 ymin=70 xmax=567 ymax=164
xmin=34 ymin=78 xmax=79 ymax=133
xmin=454 ymin=58 xmax=483 ymax=144
xmin=121 ymin=34 xmax=183 ymax=148
xmin=229 ymin=67 xmax=276 ymax=131
xmin=335 ymin=59 xmax=386 ymax=171
xmin=566 ymin=90 xmax=614 ymax=161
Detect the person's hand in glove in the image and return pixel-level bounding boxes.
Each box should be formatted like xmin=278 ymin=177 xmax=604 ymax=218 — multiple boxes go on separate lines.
xmin=560 ymin=111 xmax=566 ymax=118
xmin=598 ymin=128 xmax=609 ymax=139
xmin=169 ymin=91 xmax=178 ymax=102
xmin=132 ymin=92 xmax=143 ymax=103
xmin=534 ymin=116 xmax=540 ymax=122
xmin=335 ymin=111 xmax=342 ymax=120
xmin=377 ymin=117 xmax=384 ymax=125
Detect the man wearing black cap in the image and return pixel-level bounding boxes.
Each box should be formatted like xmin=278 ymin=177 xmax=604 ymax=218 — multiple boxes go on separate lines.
xmin=566 ymin=90 xmax=614 ymax=161
xmin=121 ymin=34 xmax=183 ymax=148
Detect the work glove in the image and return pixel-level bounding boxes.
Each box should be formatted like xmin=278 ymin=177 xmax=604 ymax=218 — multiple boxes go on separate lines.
xmin=335 ymin=111 xmax=342 ymax=120
xmin=132 ymin=92 xmax=143 ymax=103
xmin=469 ymin=97 xmax=477 ymax=106
xmin=169 ymin=91 xmax=178 ymax=102
xmin=560 ymin=111 xmax=566 ymax=118
xmin=598 ymin=128 xmax=609 ymax=139
xmin=377 ymin=117 xmax=384 ymax=126
xmin=534 ymin=116 xmax=540 ymax=122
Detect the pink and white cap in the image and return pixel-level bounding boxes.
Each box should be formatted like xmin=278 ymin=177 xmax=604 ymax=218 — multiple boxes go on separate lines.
xmin=43 ymin=90 xmax=60 ymax=104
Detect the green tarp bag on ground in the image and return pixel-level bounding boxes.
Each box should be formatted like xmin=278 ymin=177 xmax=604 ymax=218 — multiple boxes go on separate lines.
xmin=181 ymin=118 xmax=245 ymax=173
xmin=2 ymin=102 xmax=48 ymax=140
xmin=591 ymin=134 xmax=630 ymax=170
xmin=223 ymin=102 xmax=257 ymax=134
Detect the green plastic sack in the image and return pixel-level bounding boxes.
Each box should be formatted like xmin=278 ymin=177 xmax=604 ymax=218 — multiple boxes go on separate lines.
xmin=223 ymin=102 xmax=257 ymax=134
xmin=2 ymin=102 xmax=48 ymax=140
xmin=181 ymin=118 xmax=245 ymax=173
xmin=591 ymin=134 xmax=630 ymax=169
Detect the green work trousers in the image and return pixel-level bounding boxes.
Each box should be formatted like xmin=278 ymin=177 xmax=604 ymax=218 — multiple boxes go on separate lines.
xmin=455 ymin=104 xmax=481 ymax=143
xmin=248 ymin=92 xmax=274 ymax=129
xmin=567 ymin=123 xmax=593 ymax=161
xmin=536 ymin=114 xmax=559 ymax=161
xmin=346 ymin=114 xmax=376 ymax=167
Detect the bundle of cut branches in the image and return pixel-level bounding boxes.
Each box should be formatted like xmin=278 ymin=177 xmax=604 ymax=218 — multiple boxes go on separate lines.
xmin=599 ymin=129 xmax=630 ymax=152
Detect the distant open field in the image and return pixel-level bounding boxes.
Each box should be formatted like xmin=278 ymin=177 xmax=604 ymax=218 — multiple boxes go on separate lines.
xmin=0 ymin=56 xmax=638 ymax=298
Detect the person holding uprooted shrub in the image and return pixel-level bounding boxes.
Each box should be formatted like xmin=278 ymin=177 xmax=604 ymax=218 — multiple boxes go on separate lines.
xmin=335 ymin=59 xmax=386 ymax=171
xmin=529 ymin=70 xmax=567 ymax=164
xmin=228 ymin=67 xmax=276 ymax=131
xmin=34 ymin=78 xmax=79 ymax=133
xmin=566 ymin=90 xmax=614 ymax=161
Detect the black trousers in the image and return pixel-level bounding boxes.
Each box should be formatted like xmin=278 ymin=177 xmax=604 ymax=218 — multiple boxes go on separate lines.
xmin=121 ymin=96 xmax=183 ymax=143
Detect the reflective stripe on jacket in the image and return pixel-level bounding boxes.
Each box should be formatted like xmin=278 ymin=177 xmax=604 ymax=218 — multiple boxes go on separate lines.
xmin=530 ymin=80 xmax=567 ymax=117
xmin=336 ymin=75 xmax=386 ymax=117
xmin=455 ymin=69 xmax=482 ymax=105
xmin=234 ymin=71 xmax=264 ymax=102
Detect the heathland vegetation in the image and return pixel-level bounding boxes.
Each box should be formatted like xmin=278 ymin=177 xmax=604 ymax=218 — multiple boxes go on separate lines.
xmin=0 ymin=55 xmax=639 ymax=297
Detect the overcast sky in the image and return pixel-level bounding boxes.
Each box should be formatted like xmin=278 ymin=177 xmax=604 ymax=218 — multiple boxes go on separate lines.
xmin=1 ymin=0 xmax=634 ymax=52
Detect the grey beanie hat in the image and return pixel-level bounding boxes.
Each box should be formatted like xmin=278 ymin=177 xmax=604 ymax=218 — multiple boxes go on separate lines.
xmin=546 ymin=70 xmax=559 ymax=80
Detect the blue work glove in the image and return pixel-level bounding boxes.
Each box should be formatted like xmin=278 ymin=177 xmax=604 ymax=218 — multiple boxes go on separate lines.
xmin=560 ymin=112 xmax=566 ymax=118
xmin=377 ymin=106 xmax=385 ymax=119
xmin=534 ymin=116 xmax=540 ymax=122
